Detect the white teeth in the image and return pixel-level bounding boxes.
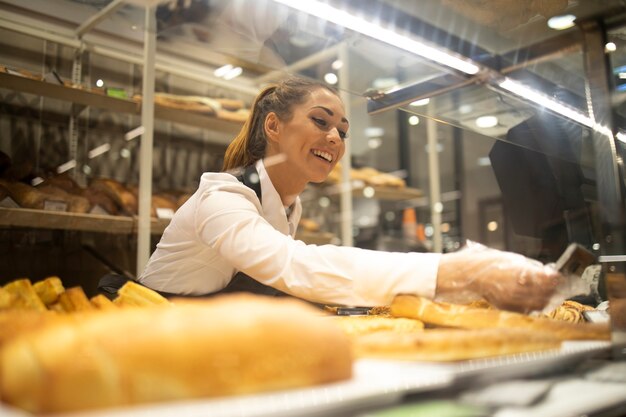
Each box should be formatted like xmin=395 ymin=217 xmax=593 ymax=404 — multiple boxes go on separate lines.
xmin=312 ymin=150 xmax=333 ymax=162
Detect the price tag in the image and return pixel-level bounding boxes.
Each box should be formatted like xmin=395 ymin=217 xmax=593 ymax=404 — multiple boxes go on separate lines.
xmin=43 ymin=200 xmax=68 ymax=212
xmin=0 ymin=196 xmax=19 ymax=208
xmin=89 ymin=205 xmax=109 ymax=215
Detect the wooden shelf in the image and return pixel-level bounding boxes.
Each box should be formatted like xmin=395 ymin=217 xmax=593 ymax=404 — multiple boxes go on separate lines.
xmin=319 ymin=183 xmax=424 ymax=201
xmin=0 ymin=72 xmax=243 ymax=134
xmin=0 ymin=208 xmax=169 ymax=235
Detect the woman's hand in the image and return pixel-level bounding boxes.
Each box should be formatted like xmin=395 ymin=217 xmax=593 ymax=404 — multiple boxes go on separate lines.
xmin=436 ymin=243 xmax=561 ymax=313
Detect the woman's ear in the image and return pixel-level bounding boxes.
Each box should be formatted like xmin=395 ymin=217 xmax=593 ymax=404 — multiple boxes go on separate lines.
xmin=264 ymin=112 xmax=281 ymax=143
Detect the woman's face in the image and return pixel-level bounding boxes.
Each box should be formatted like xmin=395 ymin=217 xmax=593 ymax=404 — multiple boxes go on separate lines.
xmin=266 ymin=88 xmax=348 ymax=184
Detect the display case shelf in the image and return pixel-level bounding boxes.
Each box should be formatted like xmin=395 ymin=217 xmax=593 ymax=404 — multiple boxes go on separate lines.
xmin=0 ymin=72 xmax=243 ymax=134
xmin=0 ymin=207 xmax=168 ymax=235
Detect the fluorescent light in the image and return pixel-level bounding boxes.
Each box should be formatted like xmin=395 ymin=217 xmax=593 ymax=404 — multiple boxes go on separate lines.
xmin=547 ymin=14 xmax=576 ymax=30
xmin=605 ymin=42 xmax=617 ymax=53
xmin=324 ymin=72 xmax=338 ymax=84
xmin=475 ymin=115 xmax=498 ymax=128
xmin=214 ymin=64 xmax=233 ymax=78
xmin=617 ymin=132 xmax=626 ymax=143
xmin=223 ymin=66 xmax=242 ymax=80
xmin=498 ymin=78 xmax=592 ymax=127
xmin=408 ymin=115 xmax=420 ymax=125
xmin=273 ymin=0 xmax=480 ymax=75
xmin=410 ymin=98 xmax=430 ymax=107
xmin=88 ymin=143 xmax=111 ymax=159
xmin=56 ymin=160 xmax=76 ymax=174
xmin=125 ymin=126 xmax=145 ymax=141
xmin=364 ymin=127 xmax=384 ymax=137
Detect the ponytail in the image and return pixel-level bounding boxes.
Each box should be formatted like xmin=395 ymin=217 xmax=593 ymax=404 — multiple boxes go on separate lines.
xmin=222 ymin=77 xmax=339 ymax=172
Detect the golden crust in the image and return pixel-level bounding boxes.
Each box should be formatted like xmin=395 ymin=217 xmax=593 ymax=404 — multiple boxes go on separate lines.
xmin=332 ymin=315 xmax=424 ymax=336
xmin=0 ymin=294 xmax=353 ymax=414
xmin=353 ymin=328 xmax=561 ymax=361
xmin=391 ymin=295 xmax=610 ymax=341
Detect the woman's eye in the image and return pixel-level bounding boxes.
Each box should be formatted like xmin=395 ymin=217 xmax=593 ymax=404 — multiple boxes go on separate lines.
xmin=312 ymin=117 xmax=327 ymax=127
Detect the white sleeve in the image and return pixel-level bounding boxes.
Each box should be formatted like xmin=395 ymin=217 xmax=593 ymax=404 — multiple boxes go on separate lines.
xmin=195 ymin=188 xmax=439 ymax=306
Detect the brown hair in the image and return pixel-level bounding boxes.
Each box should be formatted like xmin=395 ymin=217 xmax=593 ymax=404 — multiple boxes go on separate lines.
xmin=222 ymin=77 xmax=339 ymax=171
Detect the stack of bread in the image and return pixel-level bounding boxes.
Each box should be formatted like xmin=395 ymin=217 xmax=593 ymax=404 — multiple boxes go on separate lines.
xmin=339 ymin=295 xmax=610 ymax=362
xmin=326 ymin=163 xmax=406 ymax=188
xmin=0 ymin=277 xmax=352 ymax=414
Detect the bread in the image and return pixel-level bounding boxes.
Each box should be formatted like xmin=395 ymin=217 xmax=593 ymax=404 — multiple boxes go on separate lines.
xmin=333 ymin=315 xmax=424 ymax=336
xmin=353 ymin=327 xmax=561 ymax=361
xmin=391 ymin=295 xmax=610 ymax=341
xmin=0 ymin=294 xmax=353 ymax=413
xmin=89 ymin=178 xmax=138 ymax=215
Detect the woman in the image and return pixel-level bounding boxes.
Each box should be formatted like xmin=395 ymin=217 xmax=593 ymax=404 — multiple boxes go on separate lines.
xmin=139 ymin=77 xmax=560 ymax=313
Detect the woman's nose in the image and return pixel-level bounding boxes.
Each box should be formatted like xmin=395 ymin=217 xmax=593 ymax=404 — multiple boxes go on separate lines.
xmin=327 ymin=128 xmax=341 ymax=143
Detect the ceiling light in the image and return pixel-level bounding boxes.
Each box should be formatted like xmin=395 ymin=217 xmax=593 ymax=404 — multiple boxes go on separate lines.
xmin=223 ymin=66 xmax=242 ymax=80
xmin=547 ymin=14 xmax=576 ymax=30
xmin=475 ymin=115 xmax=498 ymax=128
xmin=324 ymin=72 xmax=338 ymax=85
xmin=487 ymin=221 xmax=498 ymax=232
xmin=214 ymin=64 xmax=233 ymax=78
xmin=364 ymin=127 xmax=384 ymax=137
xmin=459 ymin=104 xmax=473 ymax=114
xmin=368 ymin=137 xmax=382 ymax=149
xmin=408 ymin=115 xmax=420 ymax=125
xmin=95 ymin=79 xmax=104 ymax=87
xmin=477 ymin=157 xmax=491 ymax=166
xmin=273 ymin=0 xmax=480 ymax=75
xmin=605 ymin=42 xmax=617 ymax=53
xmin=331 ymin=59 xmax=343 ymax=70
xmin=410 ymin=98 xmax=430 ymax=107
xmin=617 ymin=131 xmax=626 ymax=143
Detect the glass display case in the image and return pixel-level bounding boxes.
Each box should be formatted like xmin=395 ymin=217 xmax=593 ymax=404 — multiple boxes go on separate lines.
xmin=0 ymin=0 xmax=625 ymax=409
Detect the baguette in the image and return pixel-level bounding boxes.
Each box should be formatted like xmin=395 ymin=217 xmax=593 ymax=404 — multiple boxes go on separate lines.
xmin=0 ymin=294 xmax=353 ymax=414
xmin=391 ymin=295 xmax=610 ymax=341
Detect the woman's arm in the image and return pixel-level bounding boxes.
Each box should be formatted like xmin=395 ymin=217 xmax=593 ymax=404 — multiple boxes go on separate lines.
xmin=436 ymin=243 xmax=561 ymax=313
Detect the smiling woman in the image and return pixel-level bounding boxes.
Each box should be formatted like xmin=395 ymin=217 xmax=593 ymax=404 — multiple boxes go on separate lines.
xmin=136 ymin=76 xmax=563 ymax=313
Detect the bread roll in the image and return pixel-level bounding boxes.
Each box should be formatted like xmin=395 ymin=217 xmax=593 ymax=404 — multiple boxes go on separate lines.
xmin=0 ymin=294 xmax=353 ymax=414
xmin=391 ymin=295 xmax=610 ymax=341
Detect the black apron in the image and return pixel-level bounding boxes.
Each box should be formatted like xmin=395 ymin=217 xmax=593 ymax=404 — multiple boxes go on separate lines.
xmin=217 ymin=164 xmax=288 ymax=297
xmin=98 ymin=165 xmax=288 ymax=299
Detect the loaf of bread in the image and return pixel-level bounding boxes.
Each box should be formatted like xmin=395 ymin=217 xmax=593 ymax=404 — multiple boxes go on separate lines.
xmin=391 ymin=295 xmax=610 ymax=341
xmin=333 ymin=315 xmax=424 ymax=336
xmin=0 ymin=294 xmax=353 ymax=414
xmin=90 ymin=178 xmax=138 ymax=215
xmin=353 ymin=327 xmax=561 ymax=361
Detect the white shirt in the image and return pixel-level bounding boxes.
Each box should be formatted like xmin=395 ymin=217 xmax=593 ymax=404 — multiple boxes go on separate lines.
xmin=139 ymin=159 xmax=440 ymax=306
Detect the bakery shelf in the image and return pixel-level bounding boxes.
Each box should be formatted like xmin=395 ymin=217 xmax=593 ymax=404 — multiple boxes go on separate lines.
xmin=0 ymin=207 xmax=168 ymax=235
xmin=0 ymin=72 xmax=242 ymax=134
xmin=319 ymin=183 xmax=424 ymax=201
xmin=353 ymin=185 xmax=424 ymax=201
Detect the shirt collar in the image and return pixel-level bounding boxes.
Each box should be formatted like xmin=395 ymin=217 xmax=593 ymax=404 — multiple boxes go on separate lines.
xmin=256 ymin=159 xmax=302 ymax=235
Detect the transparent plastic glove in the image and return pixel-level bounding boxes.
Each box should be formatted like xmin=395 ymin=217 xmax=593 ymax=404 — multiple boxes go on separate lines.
xmin=435 ymin=241 xmax=584 ymax=314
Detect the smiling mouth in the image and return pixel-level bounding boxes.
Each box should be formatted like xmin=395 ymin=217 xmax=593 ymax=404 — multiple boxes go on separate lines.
xmin=312 ymin=149 xmax=333 ymax=163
